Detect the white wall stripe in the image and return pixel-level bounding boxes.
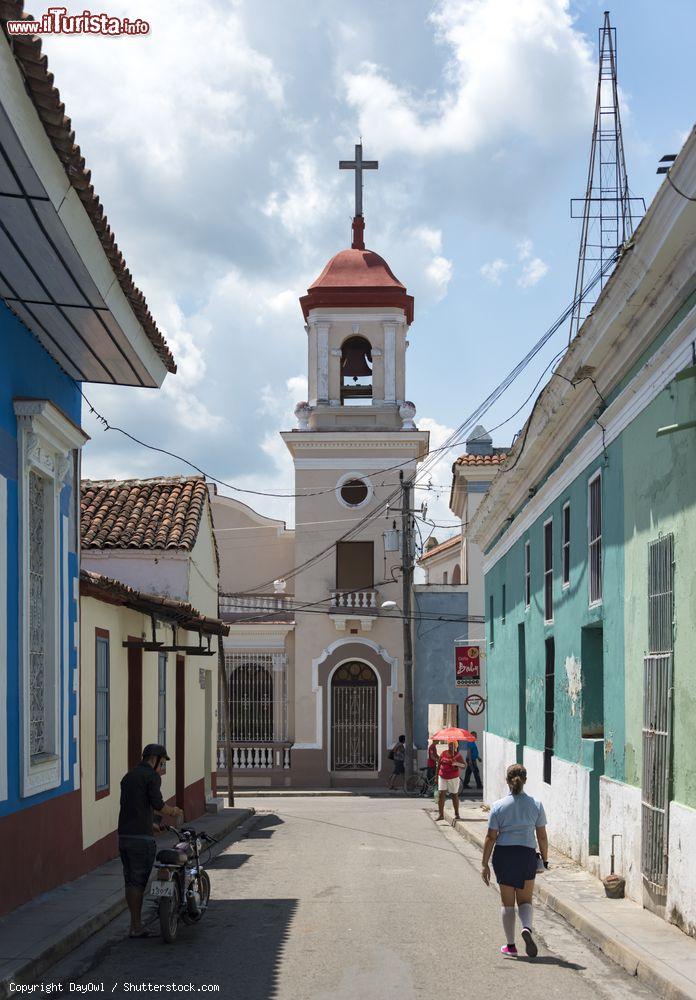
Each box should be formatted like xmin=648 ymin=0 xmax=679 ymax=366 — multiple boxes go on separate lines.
xmin=0 ymin=476 xmax=7 ymax=802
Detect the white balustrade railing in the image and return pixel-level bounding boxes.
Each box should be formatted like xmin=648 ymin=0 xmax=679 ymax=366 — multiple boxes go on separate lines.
xmin=330 ymin=589 xmax=379 ymax=612
xmin=220 ymin=593 xmax=293 ymax=614
xmin=217 ymin=743 xmax=292 ymax=771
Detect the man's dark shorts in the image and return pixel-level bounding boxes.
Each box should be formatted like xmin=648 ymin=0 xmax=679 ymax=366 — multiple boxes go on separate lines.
xmin=119 ymin=835 xmax=156 ymax=889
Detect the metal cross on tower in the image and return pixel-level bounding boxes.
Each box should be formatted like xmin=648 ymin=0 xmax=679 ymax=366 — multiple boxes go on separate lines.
xmin=568 ymin=11 xmax=644 ymax=342
xmin=339 ymin=142 xmax=378 ymax=218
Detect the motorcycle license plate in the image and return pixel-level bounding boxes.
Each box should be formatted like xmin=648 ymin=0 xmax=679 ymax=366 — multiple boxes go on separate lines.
xmin=150 ymin=880 xmax=174 ymax=898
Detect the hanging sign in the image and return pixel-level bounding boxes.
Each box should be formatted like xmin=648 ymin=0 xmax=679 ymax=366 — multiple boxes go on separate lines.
xmin=455 ymin=644 xmax=481 ymax=687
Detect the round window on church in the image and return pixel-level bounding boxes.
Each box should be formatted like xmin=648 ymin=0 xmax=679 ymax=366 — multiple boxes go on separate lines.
xmin=340 ymin=479 xmax=369 ymax=507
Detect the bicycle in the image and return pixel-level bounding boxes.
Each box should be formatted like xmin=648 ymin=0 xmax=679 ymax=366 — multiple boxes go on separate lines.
xmin=404 ymin=766 xmax=437 ymax=797
xmin=405 ymin=768 xmax=470 ymax=799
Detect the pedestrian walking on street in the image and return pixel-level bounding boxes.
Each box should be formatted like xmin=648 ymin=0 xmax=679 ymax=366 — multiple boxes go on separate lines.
xmin=118 ymin=743 xmax=183 ymax=939
xmin=462 ymin=730 xmax=483 ymax=790
xmin=426 ymin=738 xmax=440 ymax=783
xmin=436 ymin=740 xmax=464 ymax=820
xmin=481 ymin=763 xmax=548 ymax=959
xmin=388 ymin=734 xmax=406 ymax=789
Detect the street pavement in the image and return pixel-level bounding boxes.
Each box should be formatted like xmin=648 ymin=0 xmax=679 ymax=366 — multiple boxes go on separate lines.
xmin=44 ymin=795 xmax=652 ymax=999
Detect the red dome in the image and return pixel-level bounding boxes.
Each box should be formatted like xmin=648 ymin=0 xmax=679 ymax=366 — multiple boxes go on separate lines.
xmin=300 ymin=247 xmax=414 ymax=324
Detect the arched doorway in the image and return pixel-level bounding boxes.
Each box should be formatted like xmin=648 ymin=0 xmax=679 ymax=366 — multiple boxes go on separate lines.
xmin=331 ymin=662 xmax=378 ymax=771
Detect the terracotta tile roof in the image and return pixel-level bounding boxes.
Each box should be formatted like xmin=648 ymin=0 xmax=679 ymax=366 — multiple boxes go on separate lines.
xmin=418 ymin=534 xmax=460 ymax=563
xmin=81 ymin=476 xmax=209 ymax=551
xmin=455 ymin=452 xmax=508 ymax=467
xmin=80 ymin=570 xmax=229 ymax=636
xmin=0 ymin=1 xmax=176 ymax=374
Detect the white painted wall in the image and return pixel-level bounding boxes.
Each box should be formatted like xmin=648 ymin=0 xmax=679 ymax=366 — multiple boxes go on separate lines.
xmin=524 ymin=747 xmax=590 ymax=864
xmin=599 ymin=776 xmax=642 ymax=903
xmin=81 ymin=550 xmax=189 ymax=601
xmin=666 ymin=800 xmax=696 ymax=938
xmin=483 ymin=731 xmax=518 ymax=805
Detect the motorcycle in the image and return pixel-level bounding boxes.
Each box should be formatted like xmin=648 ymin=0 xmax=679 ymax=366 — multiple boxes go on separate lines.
xmin=150 ymin=825 xmax=216 ymax=942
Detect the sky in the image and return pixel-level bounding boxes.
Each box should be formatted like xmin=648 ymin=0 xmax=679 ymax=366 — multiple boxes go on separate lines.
xmin=30 ymin=0 xmax=695 ymax=536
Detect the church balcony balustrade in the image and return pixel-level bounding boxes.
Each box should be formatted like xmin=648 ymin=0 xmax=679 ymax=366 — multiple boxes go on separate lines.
xmin=217 ymin=742 xmax=292 ymax=772
xmin=329 ymin=589 xmax=379 ymax=632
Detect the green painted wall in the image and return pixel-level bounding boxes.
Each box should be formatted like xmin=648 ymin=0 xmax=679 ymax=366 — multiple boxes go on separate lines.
xmin=484 ymin=442 xmax=625 ymax=782
xmin=621 ymin=372 xmax=696 ymax=807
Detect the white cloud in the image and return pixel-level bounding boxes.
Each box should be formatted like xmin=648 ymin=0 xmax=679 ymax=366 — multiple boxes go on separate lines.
xmin=517 ymin=256 xmax=549 ymax=288
xmin=344 ymin=0 xmax=595 ymax=156
xmin=517 ymin=238 xmax=534 ymax=261
xmin=410 ymin=226 xmax=453 ymax=301
xmin=480 ymin=258 xmax=508 ymax=285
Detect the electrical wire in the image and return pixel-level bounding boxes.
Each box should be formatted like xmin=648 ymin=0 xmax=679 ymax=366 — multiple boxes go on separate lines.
xmin=665 ymin=171 xmax=696 ymax=203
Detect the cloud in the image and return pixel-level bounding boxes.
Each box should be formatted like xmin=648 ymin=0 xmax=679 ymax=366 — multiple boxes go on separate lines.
xmin=344 ymin=0 xmax=595 ymax=156
xmin=480 ymin=258 xmax=508 ymax=285
xmin=411 ymin=226 xmax=453 ymax=300
xmin=517 ymin=256 xmax=549 ymax=287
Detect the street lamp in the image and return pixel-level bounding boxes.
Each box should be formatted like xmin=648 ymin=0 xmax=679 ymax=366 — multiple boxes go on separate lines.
xmin=380 ymin=600 xmax=398 ymax=611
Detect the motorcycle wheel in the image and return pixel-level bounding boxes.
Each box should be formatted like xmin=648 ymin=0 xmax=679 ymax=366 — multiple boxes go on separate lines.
xmin=183 ymin=871 xmax=211 ymax=924
xmin=158 ymin=880 xmax=181 ymax=943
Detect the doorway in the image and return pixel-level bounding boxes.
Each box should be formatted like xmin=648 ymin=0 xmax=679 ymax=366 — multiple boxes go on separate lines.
xmin=331 ymin=662 xmax=378 ymax=771
xmin=127 ymin=642 xmax=142 ymax=769
xmin=176 ymin=655 xmax=185 ymax=813
xmin=544 ymin=637 xmax=555 ymax=784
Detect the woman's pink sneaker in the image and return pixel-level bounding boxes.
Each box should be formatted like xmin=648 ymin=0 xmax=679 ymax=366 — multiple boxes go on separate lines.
xmin=500 ymin=945 xmax=518 ymax=958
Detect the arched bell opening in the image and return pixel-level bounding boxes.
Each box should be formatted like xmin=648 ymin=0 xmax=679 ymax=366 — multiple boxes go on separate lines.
xmin=340 ymin=336 xmax=372 ymax=403
xmin=330 ymin=661 xmax=378 ymax=770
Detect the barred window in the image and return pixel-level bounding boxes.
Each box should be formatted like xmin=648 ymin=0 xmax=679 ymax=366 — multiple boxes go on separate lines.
xmin=524 ymin=540 xmax=531 ymax=609
xmin=157 ymin=653 xmax=167 ymax=748
xmin=589 ymin=473 xmax=602 ymax=605
xmin=544 ymin=518 xmax=553 ymax=623
xmin=562 ymin=502 xmax=571 ymax=587
xmin=224 ymin=655 xmax=284 ymax=743
xmin=95 ymin=633 xmax=110 ymax=794
xmin=28 ymin=471 xmax=50 ymax=758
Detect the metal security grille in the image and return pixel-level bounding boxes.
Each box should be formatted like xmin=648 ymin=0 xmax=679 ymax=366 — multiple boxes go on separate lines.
xmin=641 ymin=533 xmax=674 ymax=891
xmin=157 ymin=653 xmax=167 ymax=748
xmin=223 ymin=653 xmax=288 ymax=743
xmin=29 ymin=470 xmax=47 ymax=757
xmin=331 ymin=663 xmax=378 ymax=771
xmin=589 ymin=473 xmax=602 ymax=604
xmin=95 ymin=635 xmax=109 ymax=792
xmin=544 ymin=519 xmax=553 ymax=622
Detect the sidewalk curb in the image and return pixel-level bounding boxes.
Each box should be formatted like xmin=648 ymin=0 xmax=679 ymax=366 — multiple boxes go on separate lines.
xmin=0 ymin=808 xmax=255 ymax=997
xmin=437 ymin=809 xmax=696 ymax=1000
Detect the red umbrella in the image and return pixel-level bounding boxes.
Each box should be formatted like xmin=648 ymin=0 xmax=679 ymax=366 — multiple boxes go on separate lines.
xmin=431 ymin=726 xmax=475 ymax=742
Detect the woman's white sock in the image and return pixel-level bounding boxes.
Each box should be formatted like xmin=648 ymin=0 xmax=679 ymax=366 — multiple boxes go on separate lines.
xmin=518 ymin=902 xmax=533 ymax=930
xmin=501 ymin=906 xmax=516 ymax=944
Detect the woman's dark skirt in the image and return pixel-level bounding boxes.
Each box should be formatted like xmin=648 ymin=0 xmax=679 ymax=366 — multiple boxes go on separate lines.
xmin=492 ymin=845 xmax=538 ymax=889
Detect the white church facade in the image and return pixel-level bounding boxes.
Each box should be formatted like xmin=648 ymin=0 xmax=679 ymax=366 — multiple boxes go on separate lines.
xmin=213 ymin=158 xmax=429 ymax=788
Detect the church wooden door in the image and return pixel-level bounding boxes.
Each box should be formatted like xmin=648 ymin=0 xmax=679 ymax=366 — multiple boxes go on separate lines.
xmin=331 ymin=662 xmax=378 ymax=771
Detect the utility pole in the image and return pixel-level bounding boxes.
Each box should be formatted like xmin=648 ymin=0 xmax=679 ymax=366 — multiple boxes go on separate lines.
xmin=400 ymin=470 xmax=415 ymax=787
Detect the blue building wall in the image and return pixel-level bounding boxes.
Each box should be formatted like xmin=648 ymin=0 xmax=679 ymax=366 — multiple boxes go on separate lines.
xmin=0 ymin=302 xmax=81 ymax=818
xmin=413 ymin=588 xmax=472 ymax=747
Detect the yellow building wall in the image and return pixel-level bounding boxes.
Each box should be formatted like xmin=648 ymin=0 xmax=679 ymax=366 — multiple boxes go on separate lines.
xmin=80 ymin=596 xmax=141 ymax=851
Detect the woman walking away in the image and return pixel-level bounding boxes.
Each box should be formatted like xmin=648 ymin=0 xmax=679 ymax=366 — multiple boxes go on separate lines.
xmin=481 ymin=763 xmax=548 ymax=959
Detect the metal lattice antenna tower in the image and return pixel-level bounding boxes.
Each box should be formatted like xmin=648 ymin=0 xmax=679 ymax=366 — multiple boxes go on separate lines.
xmin=569 ymin=11 xmax=644 ymax=342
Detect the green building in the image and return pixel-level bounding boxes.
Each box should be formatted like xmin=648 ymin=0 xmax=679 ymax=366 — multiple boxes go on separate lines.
xmin=470 ymin=129 xmax=696 ymax=936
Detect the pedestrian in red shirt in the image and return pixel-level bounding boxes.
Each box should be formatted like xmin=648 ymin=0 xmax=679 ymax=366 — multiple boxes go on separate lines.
xmin=437 ymin=740 xmax=464 ymax=821
xmin=426 ymin=740 xmax=440 ymax=783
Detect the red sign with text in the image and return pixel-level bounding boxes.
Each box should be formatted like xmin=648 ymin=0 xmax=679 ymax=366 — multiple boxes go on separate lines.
xmin=455 ymin=644 xmax=481 ymax=687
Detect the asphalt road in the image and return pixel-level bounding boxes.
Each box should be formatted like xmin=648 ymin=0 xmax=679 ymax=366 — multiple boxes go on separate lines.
xmin=45 ymin=795 xmax=652 ymax=999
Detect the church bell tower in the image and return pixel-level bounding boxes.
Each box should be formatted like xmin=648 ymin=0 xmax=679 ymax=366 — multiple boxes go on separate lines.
xmin=281 ymin=144 xmax=428 ymax=788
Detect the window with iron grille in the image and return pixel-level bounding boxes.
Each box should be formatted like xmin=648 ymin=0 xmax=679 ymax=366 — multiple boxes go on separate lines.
xmin=95 ymin=632 xmax=109 ymax=794
xmin=562 ymin=502 xmax=571 ymax=587
xmin=544 ymin=518 xmax=553 ymax=623
xmin=223 ymin=653 xmax=288 ymax=743
xmin=588 ymin=472 xmax=602 ymax=605
xmin=28 ymin=470 xmax=50 ymax=758
xmin=157 ymin=653 xmax=167 ymax=748
xmin=524 ymin=540 xmax=531 ymax=609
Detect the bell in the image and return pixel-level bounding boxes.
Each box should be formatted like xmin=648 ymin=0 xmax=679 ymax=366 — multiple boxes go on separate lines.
xmin=341 ymin=337 xmax=372 ymax=378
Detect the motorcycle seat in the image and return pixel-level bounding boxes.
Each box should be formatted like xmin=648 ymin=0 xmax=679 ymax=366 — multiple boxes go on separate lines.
xmin=156 ymin=849 xmax=187 ymax=865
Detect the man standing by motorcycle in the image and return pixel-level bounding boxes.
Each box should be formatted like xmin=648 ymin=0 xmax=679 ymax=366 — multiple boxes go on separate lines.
xmin=118 ymin=743 xmax=184 ymax=939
